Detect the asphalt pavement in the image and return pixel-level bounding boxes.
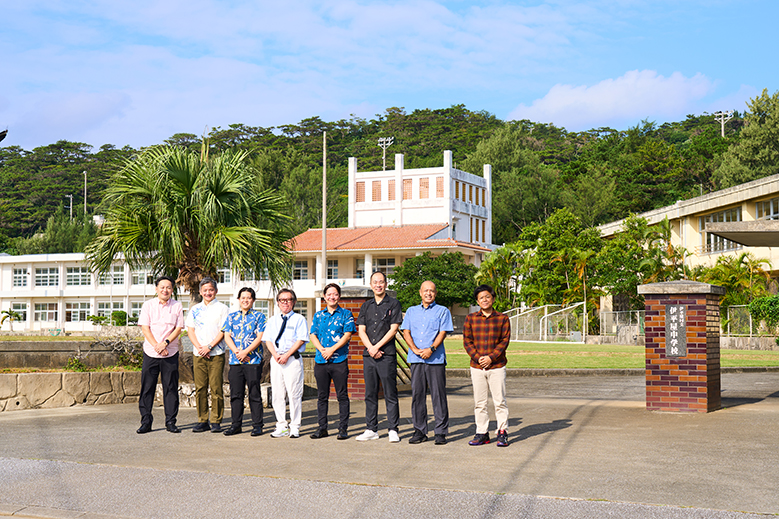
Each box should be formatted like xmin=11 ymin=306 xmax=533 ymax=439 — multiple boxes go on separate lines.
xmin=2 ymin=372 xmax=779 ymax=519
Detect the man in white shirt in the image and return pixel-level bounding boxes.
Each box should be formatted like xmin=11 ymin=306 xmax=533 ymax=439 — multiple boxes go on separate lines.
xmin=186 ymin=277 xmax=230 ymax=433
xmin=264 ymin=289 xmax=309 ymax=438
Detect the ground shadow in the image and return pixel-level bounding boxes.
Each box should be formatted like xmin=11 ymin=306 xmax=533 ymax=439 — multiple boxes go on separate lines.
xmin=517 ymin=419 xmax=572 ymax=441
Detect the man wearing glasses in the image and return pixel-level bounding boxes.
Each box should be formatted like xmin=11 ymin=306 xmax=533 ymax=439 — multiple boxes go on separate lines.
xmin=264 ymin=289 xmax=309 ymax=439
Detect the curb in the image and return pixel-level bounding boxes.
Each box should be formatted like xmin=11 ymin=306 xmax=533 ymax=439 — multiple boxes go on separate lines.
xmin=446 ymin=366 xmax=779 ymax=377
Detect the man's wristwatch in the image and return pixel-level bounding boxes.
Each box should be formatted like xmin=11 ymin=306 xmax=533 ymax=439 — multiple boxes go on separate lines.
xmin=164 ymin=339 xmax=171 ymax=345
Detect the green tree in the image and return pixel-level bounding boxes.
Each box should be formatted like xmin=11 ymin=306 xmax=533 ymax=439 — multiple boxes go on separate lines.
xmin=513 ymin=208 xmax=602 ymax=308
xmin=598 ymin=215 xmax=686 ymax=311
xmin=475 ymin=243 xmax=522 ymax=312
xmin=461 ymin=124 xmax=564 ymax=243
xmin=389 ymin=251 xmax=478 ymax=311
xmin=703 ymin=252 xmax=771 ymax=310
xmin=85 ymin=146 xmax=294 ymax=302
xmin=713 ymin=88 xmax=779 ymax=188
xmin=1 ymin=309 xmax=23 ymax=332
xmin=11 ymin=205 xmax=97 ymax=254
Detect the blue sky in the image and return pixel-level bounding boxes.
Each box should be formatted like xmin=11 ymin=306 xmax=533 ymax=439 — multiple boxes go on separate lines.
xmin=1 ymin=1 xmax=776 ymax=151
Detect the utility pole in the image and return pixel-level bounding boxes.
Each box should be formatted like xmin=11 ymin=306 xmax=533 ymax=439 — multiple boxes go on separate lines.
xmin=321 ymin=131 xmax=327 ymax=290
xmin=83 ymin=171 xmax=87 ymax=216
xmin=714 ymin=110 xmax=734 ymax=137
xmin=66 ymin=195 xmax=73 ymax=220
xmin=378 ymin=137 xmax=394 ymax=171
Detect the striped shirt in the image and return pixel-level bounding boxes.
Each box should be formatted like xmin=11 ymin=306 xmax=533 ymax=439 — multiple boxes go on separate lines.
xmin=462 ymin=310 xmax=510 ymax=370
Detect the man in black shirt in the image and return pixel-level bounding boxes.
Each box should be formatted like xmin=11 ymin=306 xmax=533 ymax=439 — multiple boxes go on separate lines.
xmin=355 ymin=271 xmax=402 ymax=443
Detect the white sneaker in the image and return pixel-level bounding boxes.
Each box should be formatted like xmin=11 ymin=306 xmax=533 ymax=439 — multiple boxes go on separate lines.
xmin=388 ymin=430 xmax=400 ymax=443
xmin=289 ymin=429 xmax=300 ymax=438
xmin=270 ymin=427 xmax=289 ymax=438
xmin=355 ymin=429 xmax=380 ymax=441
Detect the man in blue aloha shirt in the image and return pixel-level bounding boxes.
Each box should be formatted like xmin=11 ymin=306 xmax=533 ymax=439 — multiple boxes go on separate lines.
xmin=309 ymin=283 xmax=356 ymax=440
xmin=222 ymin=287 xmax=266 ymax=437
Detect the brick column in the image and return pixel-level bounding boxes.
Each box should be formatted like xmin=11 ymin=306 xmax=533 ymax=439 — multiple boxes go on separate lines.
xmin=315 ymin=286 xmax=378 ymax=400
xmin=638 ymin=281 xmax=725 ymax=413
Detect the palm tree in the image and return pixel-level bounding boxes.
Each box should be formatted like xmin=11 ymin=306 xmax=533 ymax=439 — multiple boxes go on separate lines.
xmin=704 ymin=252 xmax=771 ymax=309
xmin=1 ymin=309 xmax=23 ymax=332
xmin=86 ymin=146 xmax=294 ymax=302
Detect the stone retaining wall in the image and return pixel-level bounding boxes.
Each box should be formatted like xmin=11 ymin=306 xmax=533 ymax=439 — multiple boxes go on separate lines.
xmin=0 ymin=371 xmax=141 ymax=412
xmin=0 ymin=355 xmax=317 ymax=412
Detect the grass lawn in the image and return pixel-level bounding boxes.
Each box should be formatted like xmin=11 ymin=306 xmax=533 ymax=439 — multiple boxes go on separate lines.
xmin=441 ymin=339 xmax=779 ymax=369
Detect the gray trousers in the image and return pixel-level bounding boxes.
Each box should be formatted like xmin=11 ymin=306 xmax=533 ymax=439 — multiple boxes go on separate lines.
xmin=410 ymin=363 xmax=449 ymax=435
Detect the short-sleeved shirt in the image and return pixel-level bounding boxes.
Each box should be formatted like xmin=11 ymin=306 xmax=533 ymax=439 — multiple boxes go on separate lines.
xmin=356 ymin=295 xmax=402 ymax=357
xmin=137 ymin=297 xmax=185 ymax=358
xmin=222 ymin=309 xmax=266 ymax=365
xmin=185 ymin=300 xmax=229 ymax=356
xmin=401 ymin=301 xmax=453 ymax=365
xmin=264 ymin=311 xmax=308 ymax=354
xmin=310 ymin=305 xmax=356 ymax=364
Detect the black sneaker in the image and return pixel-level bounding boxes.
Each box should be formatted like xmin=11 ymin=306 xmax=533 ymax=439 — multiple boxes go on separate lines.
xmin=408 ymin=429 xmax=428 ymax=444
xmin=496 ymin=429 xmax=509 ymax=447
xmin=468 ymin=433 xmax=490 ymax=446
xmin=192 ymin=422 xmax=210 ymax=433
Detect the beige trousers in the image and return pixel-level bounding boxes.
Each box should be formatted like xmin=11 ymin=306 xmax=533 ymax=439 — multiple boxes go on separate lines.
xmin=470 ymin=366 xmax=508 ymax=434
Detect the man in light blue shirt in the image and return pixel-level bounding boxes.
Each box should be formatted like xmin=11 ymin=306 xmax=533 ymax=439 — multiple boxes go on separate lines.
xmin=401 ymin=280 xmax=453 ymax=445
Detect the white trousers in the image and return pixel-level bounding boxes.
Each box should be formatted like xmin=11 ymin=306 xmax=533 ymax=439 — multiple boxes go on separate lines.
xmin=470 ymin=366 xmax=508 ymax=434
xmin=270 ymin=356 xmax=304 ymax=431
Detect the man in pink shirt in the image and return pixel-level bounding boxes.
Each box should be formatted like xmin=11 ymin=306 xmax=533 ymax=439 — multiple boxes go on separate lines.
xmin=136 ymin=276 xmax=185 ymax=434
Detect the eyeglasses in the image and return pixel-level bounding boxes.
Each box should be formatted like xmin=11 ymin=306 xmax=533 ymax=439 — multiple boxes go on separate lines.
xmin=277 ymin=298 xmax=294 ymax=303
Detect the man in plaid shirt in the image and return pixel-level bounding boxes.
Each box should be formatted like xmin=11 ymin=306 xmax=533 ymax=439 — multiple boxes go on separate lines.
xmin=463 ymin=284 xmax=511 ymax=447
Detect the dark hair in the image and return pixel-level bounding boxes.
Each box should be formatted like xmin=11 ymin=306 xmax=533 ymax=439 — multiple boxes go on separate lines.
xmin=237 ymin=287 xmax=256 ymax=300
xmin=370 ymin=270 xmax=387 ymax=283
xmin=199 ymin=277 xmax=218 ymax=290
xmin=277 ymin=288 xmax=297 ymax=304
xmin=474 ymin=284 xmax=496 ymax=301
xmin=323 ymin=283 xmax=341 ymax=297
xmin=155 ymin=275 xmax=175 ymax=287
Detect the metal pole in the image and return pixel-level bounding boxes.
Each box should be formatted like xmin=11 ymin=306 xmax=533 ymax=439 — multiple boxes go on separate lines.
xmin=321 ymin=131 xmax=327 ymax=290
xmin=83 ymin=171 xmax=87 ymax=216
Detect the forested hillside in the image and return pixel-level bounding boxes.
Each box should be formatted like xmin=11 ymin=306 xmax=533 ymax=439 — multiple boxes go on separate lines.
xmin=2 ymin=88 xmax=777 ymax=254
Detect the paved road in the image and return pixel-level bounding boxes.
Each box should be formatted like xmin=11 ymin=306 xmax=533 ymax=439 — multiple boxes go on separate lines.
xmin=1 ymin=373 xmax=778 ymax=518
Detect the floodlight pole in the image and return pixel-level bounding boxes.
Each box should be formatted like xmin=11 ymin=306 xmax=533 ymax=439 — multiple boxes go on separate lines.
xmin=66 ymin=195 xmax=73 ymax=220
xmin=714 ymin=110 xmax=734 ymax=137
xmin=83 ymin=171 xmax=87 ymax=216
xmin=378 ymin=137 xmax=394 ymax=171
xmin=321 ymin=131 xmax=327 ymax=290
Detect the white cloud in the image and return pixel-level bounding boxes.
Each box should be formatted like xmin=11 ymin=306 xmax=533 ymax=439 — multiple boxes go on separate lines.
xmin=508 ymin=70 xmax=714 ymax=130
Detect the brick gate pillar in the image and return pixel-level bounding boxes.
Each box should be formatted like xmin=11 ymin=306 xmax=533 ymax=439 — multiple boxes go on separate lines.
xmin=315 ymin=286 xmax=379 ymax=401
xmin=638 ymin=280 xmax=725 ymax=413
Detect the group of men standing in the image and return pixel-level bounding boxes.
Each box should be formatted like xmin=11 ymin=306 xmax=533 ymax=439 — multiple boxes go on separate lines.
xmin=135 ymin=272 xmax=511 ymax=447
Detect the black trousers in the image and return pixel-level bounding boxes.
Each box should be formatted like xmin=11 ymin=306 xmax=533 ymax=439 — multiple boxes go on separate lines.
xmin=363 ymin=355 xmax=399 ymax=432
xmin=314 ymin=361 xmax=350 ymax=433
xmin=139 ymin=352 xmax=179 ymax=428
xmin=227 ymin=363 xmax=264 ymax=429
xmin=410 ymin=363 xmax=449 ymax=435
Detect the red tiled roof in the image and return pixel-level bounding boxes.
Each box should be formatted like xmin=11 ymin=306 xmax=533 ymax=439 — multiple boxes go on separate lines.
xmin=290 ymin=224 xmax=491 ymax=253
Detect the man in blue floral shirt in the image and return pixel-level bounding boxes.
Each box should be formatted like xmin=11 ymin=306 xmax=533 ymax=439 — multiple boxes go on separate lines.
xmin=222 ymin=287 xmax=266 ymax=437
xmin=309 ymin=283 xmax=356 ymax=440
